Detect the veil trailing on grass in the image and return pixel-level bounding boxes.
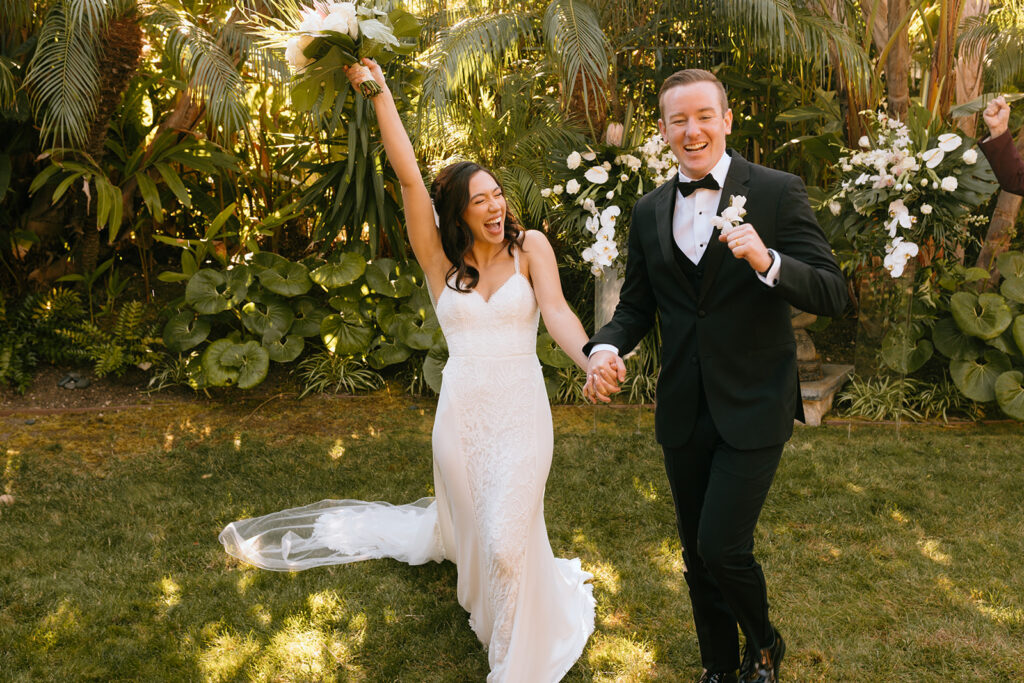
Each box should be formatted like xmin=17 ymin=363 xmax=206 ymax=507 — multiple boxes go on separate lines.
xmin=218 ymin=497 xmax=445 ymax=571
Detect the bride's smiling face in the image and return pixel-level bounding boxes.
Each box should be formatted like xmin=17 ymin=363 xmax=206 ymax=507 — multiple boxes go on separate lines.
xmin=461 ymin=171 xmax=507 ymax=245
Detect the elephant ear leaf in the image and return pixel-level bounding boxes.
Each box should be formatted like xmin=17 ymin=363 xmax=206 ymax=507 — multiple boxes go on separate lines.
xmin=257 ymin=260 xmax=313 ymax=297
xmin=366 ymin=258 xmax=417 ymax=297
xmin=320 ymin=314 xmax=374 ymax=355
xmin=186 ymin=269 xmax=232 ymax=314
xmin=1000 ymin=275 xmax=1024 ymax=304
xmin=310 ymin=252 xmax=366 ymax=289
xmin=950 ymin=349 xmax=1012 ymax=402
xmin=241 ymin=299 xmax=295 ymax=343
xmin=995 ymin=370 xmax=1024 ymax=420
xmin=367 ymin=336 xmax=413 ymax=369
xmin=536 ymin=332 xmax=575 ymax=368
xmin=201 ymin=339 xmax=241 ymax=387
xmin=932 ymin=316 xmax=983 ymax=360
xmin=266 ymin=334 xmax=305 ymax=363
xmin=162 ymin=311 xmax=210 ymax=352
xmin=219 ymin=340 xmax=270 ymax=389
xmin=950 ymin=291 xmax=1012 ymax=340
xmin=422 ymin=342 xmax=448 ymax=393
xmin=996 ymin=251 xmax=1024 ymax=280
xmin=880 ymin=325 xmax=932 ymax=374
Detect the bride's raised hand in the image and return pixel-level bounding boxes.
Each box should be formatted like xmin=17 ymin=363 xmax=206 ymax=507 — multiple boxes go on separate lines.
xmin=344 ymin=58 xmax=387 ymax=95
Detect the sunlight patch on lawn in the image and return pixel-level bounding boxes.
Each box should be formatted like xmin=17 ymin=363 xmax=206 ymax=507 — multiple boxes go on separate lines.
xmin=235 ymin=569 xmax=258 ymax=595
xmin=159 ymin=576 xmax=181 ymax=608
xmin=251 ymin=615 xmax=362 ymax=682
xmin=585 ymin=631 xmax=656 ymax=681
xmin=845 ymin=481 xmax=865 ymax=494
xmin=306 ymin=589 xmax=347 ymax=623
xmin=648 ymin=538 xmax=685 ymax=575
xmin=917 ymin=538 xmax=951 ymax=565
xmin=328 ymin=439 xmax=346 ymax=460
xmin=587 ymin=559 xmax=621 ymax=595
xmin=936 ymin=575 xmax=1024 ymax=626
xmin=632 ymin=476 xmax=658 ymax=502
xmin=889 ymin=505 xmax=909 ymax=524
xmin=233 ymin=433 xmax=242 ymax=450
xmin=198 ymin=629 xmax=260 ymax=683
xmin=30 ymin=598 xmax=79 ymax=653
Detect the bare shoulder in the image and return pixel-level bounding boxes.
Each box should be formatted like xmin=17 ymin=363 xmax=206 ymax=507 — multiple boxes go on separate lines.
xmin=521 ymin=228 xmax=554 ymax=255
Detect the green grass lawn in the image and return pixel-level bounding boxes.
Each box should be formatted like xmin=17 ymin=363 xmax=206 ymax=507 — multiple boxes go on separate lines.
xmin=2 ymin=396 xmax=1022 ymax=681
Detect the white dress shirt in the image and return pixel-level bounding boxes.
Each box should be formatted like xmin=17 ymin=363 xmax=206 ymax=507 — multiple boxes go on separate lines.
xmin=589 ymin=152 xmax=780 ymax=358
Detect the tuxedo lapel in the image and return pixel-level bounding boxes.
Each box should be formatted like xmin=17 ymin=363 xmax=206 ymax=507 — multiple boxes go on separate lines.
xmin=653 ymin=180 xmax=697 ymax=299
xmin=698 ymin=150 xmax=751 ymax=301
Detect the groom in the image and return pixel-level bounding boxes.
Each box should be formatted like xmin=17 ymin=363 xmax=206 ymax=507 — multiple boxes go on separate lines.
xmin=584 ymin=69 xmax=847 ymax=683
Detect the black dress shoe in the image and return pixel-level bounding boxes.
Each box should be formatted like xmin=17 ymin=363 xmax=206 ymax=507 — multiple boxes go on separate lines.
xmin=697 ymin=671 xmax=739 ymax=683
xmin=741 ymin=628 xmax=785 ymax=682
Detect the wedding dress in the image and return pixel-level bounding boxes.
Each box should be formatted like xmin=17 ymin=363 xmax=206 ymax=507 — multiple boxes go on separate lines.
xmin=219 ymin=245 xmax=595 ymax=682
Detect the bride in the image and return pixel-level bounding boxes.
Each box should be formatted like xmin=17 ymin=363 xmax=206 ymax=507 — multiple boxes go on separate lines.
xmin=220 ymin=59 xmax=610 ymax=681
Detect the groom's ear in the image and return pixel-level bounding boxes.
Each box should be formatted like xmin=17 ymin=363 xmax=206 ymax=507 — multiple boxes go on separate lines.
xmin=657 ymin=117 xmax=666 ymax=139
xmin=723 ymin=108 xmax=733 ymax=135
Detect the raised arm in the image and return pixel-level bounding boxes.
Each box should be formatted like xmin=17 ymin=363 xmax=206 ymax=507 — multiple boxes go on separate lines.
xmin=345 ymin=60 xmax=449 ymax=289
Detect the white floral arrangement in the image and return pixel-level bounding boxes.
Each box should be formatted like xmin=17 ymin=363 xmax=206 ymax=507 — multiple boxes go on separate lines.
xmin=822 ymin=110 xmax=996 ymax=278
xmin=266 ymin=0 xmax=420 ymax=100
xmin=541 ymin=133 xmax=674 ymax=276
xmin=711 ymin=195 xmax=747 ymax=235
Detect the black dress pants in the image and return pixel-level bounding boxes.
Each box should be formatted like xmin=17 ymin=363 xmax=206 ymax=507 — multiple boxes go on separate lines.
xmin=662 ymin=385 xmax=784 ymax=674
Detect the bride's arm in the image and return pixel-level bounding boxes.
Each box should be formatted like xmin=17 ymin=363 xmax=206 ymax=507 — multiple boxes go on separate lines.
xmin=523 ymin=230 xmax=590 ymax=371
xmin=345 ymin=60 xmax=448 ymax=286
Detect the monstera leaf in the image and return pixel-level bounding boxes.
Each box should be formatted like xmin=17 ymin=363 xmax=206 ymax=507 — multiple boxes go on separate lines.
xmin=423 ymin=342 xmax=448 ymax=393
xmin=321 ymin=314 xmax=374 ymax=355
xmin=950 ymin=292 xmax=1012 ymax=340
xmin=536 ymin=332 xmax=575 ymax=369
xmin=367 ymin=336 xmax=413 ymax=369
xmin=880 ymin=324 xmax=932 ymax=374
xmin=950 ymin=350 xmax=1013 ymax=402
xmin=291 ymin=298 xmax=330 ymax=337
xmin=219 ymin=340 xmax=270 ymax=389
xmin=310 ymin=252 xmax=366 ymax=289
xmin=994 ymin=370 xmax=1024 ymax=420
xmin=241 ymin=298 xmax=295 ymax=343
xmin=256 ymin=260 xmax=312 ymax=297
xmin=162 ymin=311 xmax=211 ymax=352
xmin=365 ymin=258 xmax=417 ymax=298
xmin=932 ymin=316 xmax=983 ymax=360
xmin=265 ymin=334 xmax=305 ymax=363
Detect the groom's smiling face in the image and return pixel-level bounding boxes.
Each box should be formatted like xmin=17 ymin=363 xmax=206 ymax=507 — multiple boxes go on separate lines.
xmin=658 ymin=81 xmax=733 ymax=180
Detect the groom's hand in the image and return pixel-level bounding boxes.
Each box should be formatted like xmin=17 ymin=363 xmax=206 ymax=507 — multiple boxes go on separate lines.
xmin=720 ymin=223 xmax=772 ymax=273
xmin=983 ymin=96 xmax=1010 ymax=139
xmin=584 ymin=351 xmax=626 ymax=404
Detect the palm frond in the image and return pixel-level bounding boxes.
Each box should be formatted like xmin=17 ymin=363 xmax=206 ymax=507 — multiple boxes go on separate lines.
xmin=419 ymin=12 xmax=535 ymax=120
xmin=496 ymin=164 xmax=546 ymax=226
xmin=959 ymin=4 xmax=1024 ymax=91
xmin=0 ymin=56 xmax=16 ymax=110
xmin=1 ymin=0 xmax=35 ymax=32
xmin=543 ymin=0 xmax=609 ymax=113
xmin=149 ymin=6 xmax=250 ymax=137
xmin=24 ymin=2 xmax=101 ymax=149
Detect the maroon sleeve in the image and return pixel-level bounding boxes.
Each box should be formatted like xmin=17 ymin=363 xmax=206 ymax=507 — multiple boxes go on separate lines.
xmin=979 ymin=130 xmax=1024 ymax=196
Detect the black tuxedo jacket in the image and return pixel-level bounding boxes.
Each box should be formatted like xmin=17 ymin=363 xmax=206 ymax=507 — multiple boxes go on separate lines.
xmin=585 ymin=151 xmax=848 ymax=450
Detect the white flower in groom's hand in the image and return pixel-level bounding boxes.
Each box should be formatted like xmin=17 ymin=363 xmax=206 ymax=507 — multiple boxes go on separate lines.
xmin=566 ymin=179 xmax=581 ymax=194
xmin=921 ymin=147 xmax=945 ymax=169
xmin=585 ymin=166 xmax=609 ymax=184
xmin=286 ymin=36 xmax=313 ymax=69
xmin=940 ymin=176 xmax=958 ymax=192
xmin=567 ymin=151 xmax=582 ymax=170
xmin=962 ymin=148 xmax=978 ymax=164
xmin=937 ymin=133 xmax=963 ymax=152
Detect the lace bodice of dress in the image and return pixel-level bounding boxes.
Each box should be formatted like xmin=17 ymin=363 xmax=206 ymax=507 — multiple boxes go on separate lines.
xmin=434 ymin=247 xmax=540 ymax=358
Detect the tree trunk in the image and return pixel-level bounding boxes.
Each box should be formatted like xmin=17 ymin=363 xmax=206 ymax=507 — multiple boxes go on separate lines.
xmin=975 ymin=125 xmax=1024 ymax=286
xmin=885 ymin=0 xmax=910 ymax=120
xmin=953 ymin=0 xmax=989 ymax=136
xmin=925 ymin=0 xmax=963 ymax=118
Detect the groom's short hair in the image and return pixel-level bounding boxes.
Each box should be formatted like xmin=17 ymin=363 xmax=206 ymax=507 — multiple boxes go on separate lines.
xmin=659 ymin=69 xmax=729 ymax=116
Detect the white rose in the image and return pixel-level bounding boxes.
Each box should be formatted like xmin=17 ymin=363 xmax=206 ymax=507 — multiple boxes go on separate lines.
xmin=584 ymin=166 xmax=609 ymax=184
xmin=552 ymin=184 xmax=564 ymax=195
xmin=299 ymin=9 xmax=323 ymax=32
xmin=940 ymin=176 xmax=958 ymax=192
xmin=962 ymin=148 xmax=978 ymax=165
xmin=921 ymin=179 xmax=929 ymax=187
xmin=566 ymin=151 xmax=582 ymax=170
xmin=606 ymin=190 xmax=615 ymax=199
xmin=829 ymin=201 xmax=842 ymax=216
xmin=920 ymin=204 xmax=933 ymax=215
xmin=721 ymin=206 xmax=744 ymax=223
xmin=921 ymin=147 xmax=945 ymax=169
xmin=322 ymin=8 xmax=356 ymax=38
xmin=285 ymin=36 xmax=311 ymax=69
xmin=858 ymin=135 xmax=870 ymax=148
xmin=566 ymin=179 xmax=580 ymax=194
xmin=582 ymin=150 xmax=597 ymax=161
xmin=540 ymin=188 xmax=552 ymax=198
xmin=937 ymin=133 xmax=963 ymax=152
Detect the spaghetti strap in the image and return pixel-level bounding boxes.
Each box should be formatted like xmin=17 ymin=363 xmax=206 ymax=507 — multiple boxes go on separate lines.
xmin=513 ymin=241 xmax=520 ymax=275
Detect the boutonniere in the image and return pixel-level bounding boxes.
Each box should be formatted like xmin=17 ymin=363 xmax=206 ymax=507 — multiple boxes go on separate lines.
xmin=710 ymin=195 xmax=747 ymax=235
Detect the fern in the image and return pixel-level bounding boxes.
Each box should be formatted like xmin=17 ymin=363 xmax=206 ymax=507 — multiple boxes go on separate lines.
xmin=0 ymin=288 xmax=90 ymax=392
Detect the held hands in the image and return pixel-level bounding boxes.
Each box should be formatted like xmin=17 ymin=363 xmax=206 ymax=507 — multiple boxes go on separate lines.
xmin=719 ymin=223 xmax=772 ymax=273
xmin=343 ymin=58 xmax=387 ymax=95
xmin=983 ymin=96 xmax=1011 ymax=139
xmin=583 ymin=350 xmax=626 ymax=404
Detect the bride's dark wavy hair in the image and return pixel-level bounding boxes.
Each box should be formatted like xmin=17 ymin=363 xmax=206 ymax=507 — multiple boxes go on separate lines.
xmin=430 ymin=161 xmax=525 ymax=293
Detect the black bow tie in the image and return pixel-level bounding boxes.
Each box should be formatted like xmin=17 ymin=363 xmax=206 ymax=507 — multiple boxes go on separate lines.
xmin=676 ymin=174 xmax=720 ymax=197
